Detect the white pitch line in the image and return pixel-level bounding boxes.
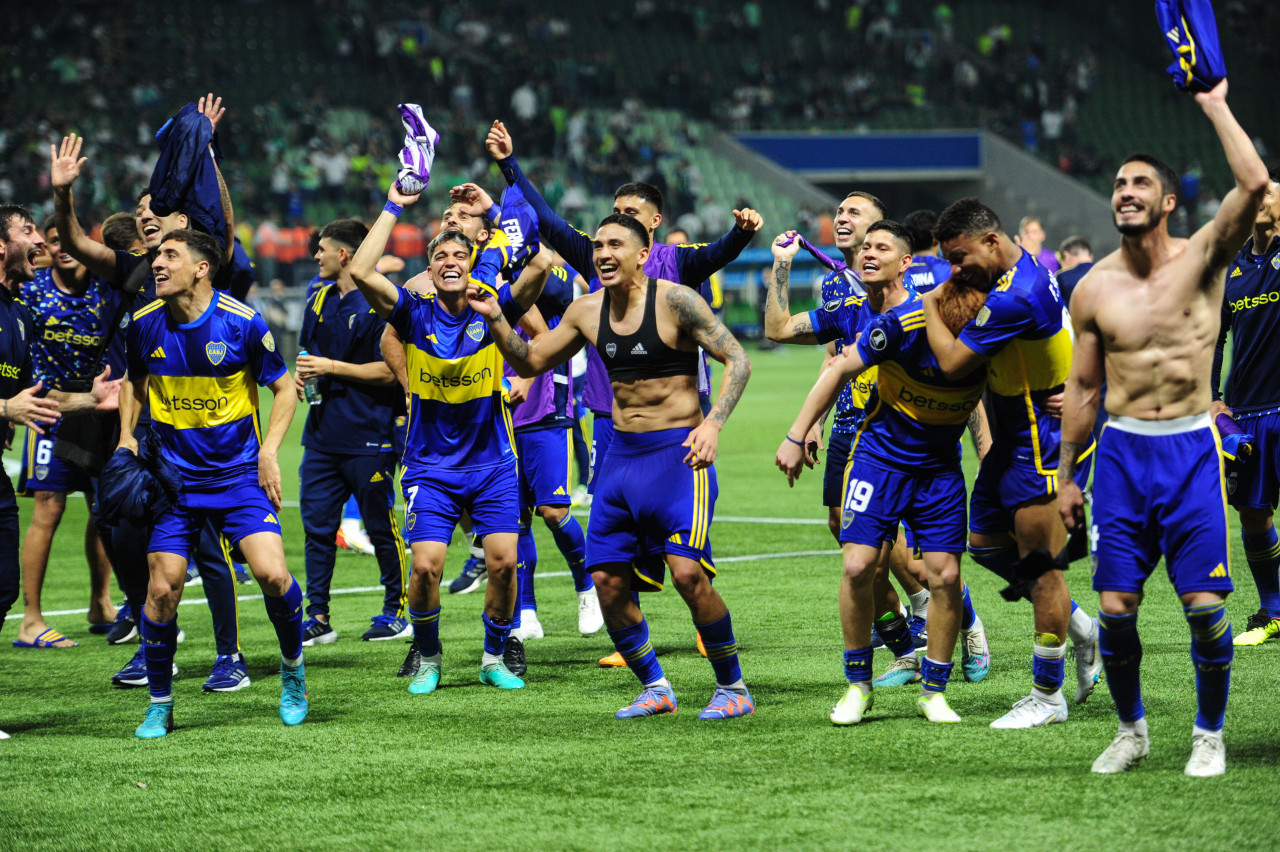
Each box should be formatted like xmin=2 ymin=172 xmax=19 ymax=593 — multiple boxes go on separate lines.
xmin=4 ymin=550 xmax=839 ymax=621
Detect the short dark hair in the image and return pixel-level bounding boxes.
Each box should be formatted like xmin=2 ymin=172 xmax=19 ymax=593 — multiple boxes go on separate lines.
xmin=901 ymin=209 xmax=938 ymax=253
xmin=598 ymin=213 xmax=652 ymax=248
xmin=865 ymin=220 xmax=914 ymax=256
xmin=843 ymin=191 xmax=887 ymax=219
xmin=160 ymin=229 xmax=222 ymax=279
xmin=1058 ymin=235 xmax=1092 ymax=257
xmin=0 ymin=205 xmax=34 ymax=241
xmin=1121 ymin=154 xmax=1180 ymax=199
xmin=613 ymin=182 xmax=664 ymax=215
xmin=427 ymin=228 xmax=474 ymax=259
xmin=318 ymin=218 xmax=369 ymax=253
xmin=935 ymin=198 xmax=1003 ymax=244
xmin=100 ymin=213 xmax=140 ymax=251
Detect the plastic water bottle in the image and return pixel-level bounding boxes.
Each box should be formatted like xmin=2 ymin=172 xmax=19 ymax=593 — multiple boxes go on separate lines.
xmin=298 ymin=349 xmax=323 ymax=406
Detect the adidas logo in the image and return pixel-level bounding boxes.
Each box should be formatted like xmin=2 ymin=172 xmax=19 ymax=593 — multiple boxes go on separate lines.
xmin=1230 ymin=267 xmax=1243 ymax=278
xmin=553 ymin=486 xmax=567 ymax=496
xmin=370 ymin=472 xmax=385 ymax=483
xmin=631 ymin=342 xmax=647 ymax=356
xmin=149 ymin=346 xmax=166 ymax=359
xmin=1209 ymin=564 xmax=1228 ymax=578
xmin=1166 ymin=26 xmax=1180 ymax=41
xmin=264 ymin=513 xmax=278 ymax=525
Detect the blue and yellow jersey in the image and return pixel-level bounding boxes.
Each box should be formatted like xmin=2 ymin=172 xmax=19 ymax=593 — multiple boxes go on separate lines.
xmin=810 ymin=291 xmax=878 ymax=421
xmin=298 ymin=284 xmax=401 ymax=456
xmin=19 ymin=269 xmax=127 ymax=390
xmin=1219 ymin=235 xmax=1280 ymax=413
xmin=958 ymin=249 xmax=1071 ymax=467
xmin=906 ymin=254 xmax=951 ymax=294
xmin=0 ymin=286 xmax=35 ymax=418
xmin=471 ymin=230 xmax=512 ymax=297
xmin=850 ymin=297 xmax=986 ymax=472
xmin=812 ymin=268 xmax=866 ymax=435
xmin=389 ymin=286 xmax=515 ymax=471
xmin=125 ymin=291 xmax=287 ymax=490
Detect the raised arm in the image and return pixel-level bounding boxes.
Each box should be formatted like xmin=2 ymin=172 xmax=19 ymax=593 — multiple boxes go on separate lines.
xmin=1190 ymin=80 xmax=1270 ymax=269
xmin=351 ymin=184 xmax=419 ymax=318
xmin=485 ymin=121 xmax=595 ymax=274
xmin=1057 ymin=276 xmax=1105 ymax=531
xmin=675 ymin=208 xmax=762 ymax=284
xmin=50 ymin=134 xmax=116 ymax=281
xmin=469 ymin=288 xmax=589 ymax=378
xmin=775 ymin=348 xmax=868 ymax=486
xmin=764 ymin=231 xmax=820 ymax=344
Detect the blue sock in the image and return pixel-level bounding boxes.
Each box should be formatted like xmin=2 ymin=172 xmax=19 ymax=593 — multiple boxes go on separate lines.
xmin=1099 ymin=611 xmax=1144 ymax=722
xmin=969 ymin=545 xmax=1019 ymax=585
xmin=1032 ymin=633 xmax=1067 ymax=696
xmin=482 ymin=612 xmax=511 ymax=657
xmin=549 ymin=512 xmax=592 ymax=593
xmin=843 ymin=647 xmax=873 ymax=683
xmin=920 ymin=656 xmax=954 ymax=693
xmin=343 ymin=494 xmax=360 ymax=521
xmin=960 ymin=582 xmax=976 ymax=630
xmin=263 ymin=575 xmax=304 ymax=661
xmin=876 ymin=613 xmax=915 ymax=658
xmin=1241 ymin=528 xmax=1280 ymax=614
xmin=517 ymin=525 xmax=538 ymax=613
xmin=1185 ymin=600 xmax=1233 ymax=732
xmin=608 ymin=618 xmax=665 ymax=686
xmin=409 ymin=606 xmax=441 ymax=657
xmin=697 ymin=612 xmax=742 ymax=686
xmin=140 ymin=612 xmax=177 ymax=702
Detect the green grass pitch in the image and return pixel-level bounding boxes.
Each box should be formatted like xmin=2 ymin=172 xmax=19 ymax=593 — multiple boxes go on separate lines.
xmin=1 ymin=343 xmax=1277 ymax=851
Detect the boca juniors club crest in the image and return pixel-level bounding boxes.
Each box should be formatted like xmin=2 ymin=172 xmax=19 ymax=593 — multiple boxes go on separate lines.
xmin=605 ymin=342 xmax=617 ymax=358
xmin=406 ymin=512 xmax=416 ymax=531
xmin=466 ymin=320 xmax=485 ymax=342
xmin=205 ymin=341 xmax=227 ymax=365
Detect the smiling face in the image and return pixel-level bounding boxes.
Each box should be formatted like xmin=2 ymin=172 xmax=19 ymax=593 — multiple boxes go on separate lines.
xmin=441 ymin=203 xmax=489 ymax=244
xmin=834 ymin=195 xmax=882 ymax=252
xmin=151 ymin=238 xmax=209 ymax=300
xmin=1111 ymin=161 xmax=1175 ymax=237
xmin=134 ymin=194 xmax=189 ymax=249
xmin=612 ymin=195 xmax=661 ymax=235
xmin=940 ymin=230 xmax=1004 ymax=292
xmin=1 ymin=213 xmax=45 ymax=284
xmin=43 ymin=226 xmax=82 ymax=274
xmin=592 ymin=223 xmax=648 ymax=288
xmin=857 ymin=229 xmax=911 ymax=286
xmin=428 ymin=238 xmax=471 ymax=294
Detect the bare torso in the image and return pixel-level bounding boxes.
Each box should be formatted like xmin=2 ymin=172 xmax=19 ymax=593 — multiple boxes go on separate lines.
xmin=1084 ymin=239 xmax=1223 ymax=420
xmin=578 ymin=279 xmax=702 ymax=432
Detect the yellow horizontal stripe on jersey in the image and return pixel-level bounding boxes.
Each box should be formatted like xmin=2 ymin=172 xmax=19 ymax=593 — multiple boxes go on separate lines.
xmin=405 ymin=343 xmax=504 ymax=404
xmin=877 ymin=361 xmax=984 ymax=426
xmin=848 ymin=365 xmax=878 ymax=410
xmin=988 ymin=326 xmax=1072 ymax=397
xmin=149 ymin=372 xmax=257 ymax=430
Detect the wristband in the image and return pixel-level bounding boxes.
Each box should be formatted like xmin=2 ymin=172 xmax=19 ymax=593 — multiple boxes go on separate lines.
xmin=784 ymin=433 xmax=805 ymax=446
xmin=383 ymin=201 xmax=404 ymax=218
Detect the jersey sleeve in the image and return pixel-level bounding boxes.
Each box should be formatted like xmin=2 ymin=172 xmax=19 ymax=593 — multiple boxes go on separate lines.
xmin=113 ymin=250 xmax=147 ymax=288
xmin=674 ymin=226 xmax=754 ymax=285
xmin=245 ymin=312 xmax=288 ymax=386
xmin=497 ymin=284 xmax=525 ymax=325
xmin=808 ymin=298 xmax=860 ymax=345
xmin=957 ymin=289 xmax=1036 ymax=356
xmin=854 ymin=311 xmax=905 ymax=367
xmin=298 ymin=292 xmax=319 ymax=352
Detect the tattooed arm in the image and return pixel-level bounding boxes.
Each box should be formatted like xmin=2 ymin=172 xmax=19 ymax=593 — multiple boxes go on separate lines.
xmin=966 ymin=399 xmax=992 ymax=462
xmin=470 ymin=290 xmax=591 ymax=378
xmin=666 ymin=284 xmax=752 ymax=468
xmin=764 ymin=232 xmax=821 ymax=344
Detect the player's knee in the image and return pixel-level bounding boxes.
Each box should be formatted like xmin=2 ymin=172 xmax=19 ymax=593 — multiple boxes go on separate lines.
xmin=536 ymin=504 xmax=567 ymax=525
xmin=30 ymin=494 xmax=66 ymax=530
xmin=1098 ymin=592 xmax=1139 ymax=617
xmin=670 ymin=563 xmax=709 ymax=598
xmin=842 ymin=557 xmax=877 ymax=584
xmin=1237 ymin=507 xmax=1273 ymax=536
xmin=410 ymin=561 xmax=443 ymax=586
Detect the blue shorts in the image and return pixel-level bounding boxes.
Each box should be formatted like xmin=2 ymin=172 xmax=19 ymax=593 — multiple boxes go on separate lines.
xmin=18 ymin=427 xmax=91 ymax=495
xmin=969 ymin=441 xmax=1095 ymax=536
xmin=401 ymin=462 xmax=520 ymax=544
xmin=150 ymin=478 xmax=282 ymax=560
xmin=823 ymin=430 xmax=854 ymax=507
xmin=587 ymin=428 xmax=716 ymax=568
xmin=839 ymin=456 xmax=967 ymax=553
xmin=587 ymin=412 xmax=615 ymax=495
xmin=1091 ymin=414 xmax=1232 ymax=596
xmin=1227 ymin=409 xmax=1280 ymax=511
xmin=516 ymin=427 xmax=572 ymax=508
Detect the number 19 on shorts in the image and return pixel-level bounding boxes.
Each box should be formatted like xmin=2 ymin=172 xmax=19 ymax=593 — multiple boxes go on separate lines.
xmin=843 ymin=478 xmax=874 ymax=514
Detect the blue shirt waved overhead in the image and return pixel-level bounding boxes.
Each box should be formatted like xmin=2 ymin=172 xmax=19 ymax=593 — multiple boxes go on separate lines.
xmin=298 ymin=283 xmax=401 ymax=455
xmin=125 ymin=291 xmax=287 ymax=491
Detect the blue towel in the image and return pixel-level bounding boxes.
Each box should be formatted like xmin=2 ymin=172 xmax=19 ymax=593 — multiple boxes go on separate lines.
xmin=1155 ymin=0 xmax=1227 ymax=93
xmin=97 ymin=429 xmax=184 ymax=527
xmin=148 ymin=103 xmax=228 ymax=250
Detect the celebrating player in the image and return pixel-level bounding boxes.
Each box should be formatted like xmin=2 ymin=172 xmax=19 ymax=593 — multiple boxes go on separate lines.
xmin=474 ymin=214 xmax=755 ymax=720
xmin=1060 ymin=79 xmax=1269 ymax=776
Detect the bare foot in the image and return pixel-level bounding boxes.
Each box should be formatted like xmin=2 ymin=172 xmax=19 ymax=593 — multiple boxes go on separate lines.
xmin=16 ymin=621 xmax=78 ymax=648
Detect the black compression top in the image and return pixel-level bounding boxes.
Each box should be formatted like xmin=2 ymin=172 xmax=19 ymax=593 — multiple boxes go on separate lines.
xmin=596 ymin=281 xmax=698 ymax=383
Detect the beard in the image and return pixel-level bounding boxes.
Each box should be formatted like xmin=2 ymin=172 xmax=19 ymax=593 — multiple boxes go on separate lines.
xmin=1114 ymin=207 xmax=1162 ymax=237
xmin=934 ymin=280 xmax=989 ymax=336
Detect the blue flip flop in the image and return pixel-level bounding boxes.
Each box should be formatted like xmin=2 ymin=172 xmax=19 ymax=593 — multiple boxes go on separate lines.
xmin=12 ymin=628 xmax=78 ymax=648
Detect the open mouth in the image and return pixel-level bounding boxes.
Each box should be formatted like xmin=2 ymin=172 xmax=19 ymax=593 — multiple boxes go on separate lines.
xmin=861 ymin=260 xmax=880 ymax=275
xmin=141 ymin=223 xmax=162 ymax=239
xmin=597 ymin=262 xmax=619 ymax=280
xmin=439 ymin=270 xmax=462 ymax=283
xmin=1116 ymin=203 xmax=1142 ymax=215
xmin=154 ymin=271 xmax=170 ymax=284
xmin=835 ymin=227 xmax=852 ymax=240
